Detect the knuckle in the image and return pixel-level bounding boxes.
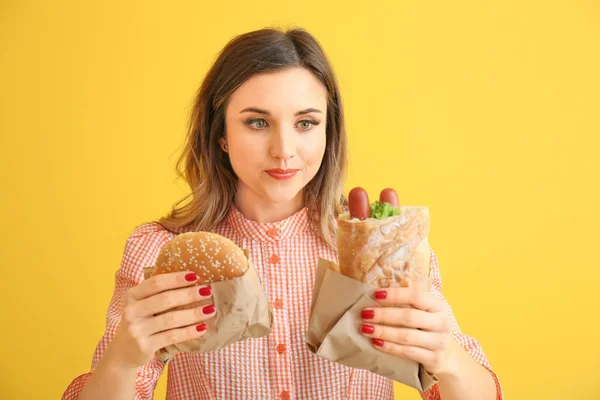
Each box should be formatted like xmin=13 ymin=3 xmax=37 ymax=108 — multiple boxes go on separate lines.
xmin=405 ymin=345 xmax=417 ymax=358
xmin=165 ymin=329 xmax=179 ymax=345
xmin=402 ymin=309 xmax=414 ymax=326
xmin=413 ymin=291 xmax=425 ymax=306
xmin=161 ymin=291 xmax=178 ymax=307
xmin=138 ymin=338 xmax=152 ymax=354
xmin=439 ymin=334 xmax=450 ymax=349
xmin=374 ymin=308 xmax=384 ymax=321
xmin=125 ymin=288 xmax=135 ymax=301
xmin=163 ymin=310 xmax=177 ymax=328
xmin=431 ymin=351 xmax=442 ymax=366
xmin=148 ymin=277 xmax=161 ymax=293
xmin=398 ymin=329 xmax=411 ymax=344
xmin=441 ymin=316 xmax=451 ymax=332
xmin=386 ymin=288 xmax=398 ymax=303
xmin=122 ymin=306 xmax=135 ymax=323
xmin=126 ymin=323 xmax=140 ymax=339
xmin=395 ymin=343 xmax=408 ymax=357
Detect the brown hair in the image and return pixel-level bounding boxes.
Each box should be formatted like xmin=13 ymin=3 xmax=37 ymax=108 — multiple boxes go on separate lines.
xmin=157 ymin=27 xmax=348 ymax=249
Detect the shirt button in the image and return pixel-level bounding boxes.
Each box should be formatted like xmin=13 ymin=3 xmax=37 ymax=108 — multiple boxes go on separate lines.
xmin=273 ymin=299 xmax=283 ymax=309
xmin=267 ymin=228 xmax=279 ymax=238
xmin=276 ymin=344 xmax=286 ymax=354
xmin=281 ymin=390 xmax=290 ymax=400
xmin=268 ymin=254 xmax=280 ymax=264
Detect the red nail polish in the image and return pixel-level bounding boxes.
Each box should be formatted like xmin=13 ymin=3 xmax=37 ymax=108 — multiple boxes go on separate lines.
xmin=361 ymin=324 xmax=375 ymax=334
xmin=196 ymin=324 xmax=207 ymax=332
xmin=373 ymin=339 xmax=384 ymax=347
xmin=361 ymin=310 xmax=375 ymax=320
xmin=374 ymin=290 xmax=387 ymax=300
xmin=185 ymin=272 xmax=198 ymax=282
xmin=199 ymin=287 xmax=212 ymax=297
xmin=202 ymin=305 xmax=216 ymax=315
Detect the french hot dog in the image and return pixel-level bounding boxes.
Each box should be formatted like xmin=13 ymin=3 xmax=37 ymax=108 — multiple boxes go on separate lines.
xmin=337 ymin=187 xmax=431 ymax=288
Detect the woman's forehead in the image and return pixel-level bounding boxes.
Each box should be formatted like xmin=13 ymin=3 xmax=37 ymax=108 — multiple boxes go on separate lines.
xmin=227 ymin=68 xmax=327 ymax=116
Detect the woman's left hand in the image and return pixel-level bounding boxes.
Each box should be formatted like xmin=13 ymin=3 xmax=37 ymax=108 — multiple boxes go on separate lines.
xmin=359 ymin=286 xmax=458 ymax=377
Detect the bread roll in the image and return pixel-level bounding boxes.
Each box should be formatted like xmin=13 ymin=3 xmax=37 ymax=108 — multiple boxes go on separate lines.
xmin=146 ymin=231 xmax=249 ymax=358
xmin=152 ymin=231 xmax=248 ymax=282
xmin=336 ymin=206 xmax=431 ymax=288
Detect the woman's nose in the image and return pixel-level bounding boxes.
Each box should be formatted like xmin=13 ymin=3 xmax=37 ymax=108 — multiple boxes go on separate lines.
xmin=270 ymin=129 xmax=295 ymax=160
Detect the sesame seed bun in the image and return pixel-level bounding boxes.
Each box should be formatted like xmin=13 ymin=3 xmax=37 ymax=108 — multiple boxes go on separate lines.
xmin=152 ymin=232 xmax=248 ymax=283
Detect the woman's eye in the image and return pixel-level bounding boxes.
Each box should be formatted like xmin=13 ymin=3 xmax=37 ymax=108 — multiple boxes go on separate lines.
xmin=245 ymin=118 xmax=268 ymax=130
xmin=297 ymin=119 xmax=320 ymax=131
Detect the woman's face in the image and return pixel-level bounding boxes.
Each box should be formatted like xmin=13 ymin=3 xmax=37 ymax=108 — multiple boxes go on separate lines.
xmin=223 ymin=67 xmax=328 ymax=209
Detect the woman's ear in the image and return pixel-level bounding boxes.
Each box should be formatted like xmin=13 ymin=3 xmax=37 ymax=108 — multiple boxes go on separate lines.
xmin=219 ymin=137 xmax=229 ymax=152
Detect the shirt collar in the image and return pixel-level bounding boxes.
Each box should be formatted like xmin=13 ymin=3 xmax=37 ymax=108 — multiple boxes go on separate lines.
xmin=225 ymin=204 xmax=310 ymax=243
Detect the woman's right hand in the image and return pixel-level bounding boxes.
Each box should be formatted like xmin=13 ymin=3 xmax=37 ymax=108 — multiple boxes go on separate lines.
xmin=109 ymin=271 xmax=215 ymax=369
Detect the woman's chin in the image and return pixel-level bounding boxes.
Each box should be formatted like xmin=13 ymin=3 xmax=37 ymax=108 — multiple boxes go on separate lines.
xmin=263 ymin=186 xmax=303 ymax=206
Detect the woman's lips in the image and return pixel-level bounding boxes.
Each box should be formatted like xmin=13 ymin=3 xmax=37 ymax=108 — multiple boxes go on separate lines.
xmin=265 ymin=169 xmax=299 ymax=180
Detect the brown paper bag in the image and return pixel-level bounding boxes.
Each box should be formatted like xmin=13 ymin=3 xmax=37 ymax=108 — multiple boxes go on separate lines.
xmin=143 ymin=251 xmax=273 ymax=364
xmin=305 ymin=258 xmax=438 ymax=392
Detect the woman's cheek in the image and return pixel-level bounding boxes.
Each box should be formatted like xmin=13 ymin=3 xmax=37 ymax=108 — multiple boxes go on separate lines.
xmin=304 ymin=131 xmax=327 ymax=165
xmin=231 ymin=136 xmax=261 ymax=167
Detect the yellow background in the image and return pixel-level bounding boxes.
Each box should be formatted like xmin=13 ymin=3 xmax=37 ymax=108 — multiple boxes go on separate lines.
xmin=1 ymin=1 xmax=598 ymax=399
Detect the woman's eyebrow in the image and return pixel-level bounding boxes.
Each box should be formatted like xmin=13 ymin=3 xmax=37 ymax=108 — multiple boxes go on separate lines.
xmin=239 ymin=107 xmax=322 ymax=116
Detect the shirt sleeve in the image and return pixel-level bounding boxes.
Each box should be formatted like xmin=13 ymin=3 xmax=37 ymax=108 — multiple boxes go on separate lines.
xmin=61 ymin=222 xmax=175 ymax=400
xmin=420 ymin=249 xmax=504 ymax=400
xmin=371 ymin=372 xmax=395 ymax=399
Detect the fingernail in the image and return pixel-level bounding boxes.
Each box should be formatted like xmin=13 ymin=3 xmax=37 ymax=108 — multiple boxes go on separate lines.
xmin=374 ymin=290 xmax=387 ymax=300
xmin=185 ymin=272 xmax=198 ymax=282
xmin=373 ymin=339 xmax=384 ymax=347
xmin=361 ymin=324 xmax=375 ymax=334
xmin=199 ymin=287 xmax=212 ymax=297
xmin=361 ymin=310 xmax=375 ymax=320
xmin=202 ymin=305 xmax=216 ymax=315
xmin=196 ymin=324 xmax=207 ymax=332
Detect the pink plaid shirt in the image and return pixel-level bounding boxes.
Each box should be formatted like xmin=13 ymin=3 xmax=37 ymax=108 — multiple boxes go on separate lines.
xmin=62 ymin=206 xmax=503 ymax=399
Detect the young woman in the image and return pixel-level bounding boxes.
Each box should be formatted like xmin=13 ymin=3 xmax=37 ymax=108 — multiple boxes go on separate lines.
xmin=62 ymin=27 xmax=502 ymax=400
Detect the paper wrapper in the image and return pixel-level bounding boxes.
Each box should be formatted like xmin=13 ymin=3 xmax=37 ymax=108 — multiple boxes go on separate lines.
xmin=305 ymin=257 xmax=438 ymax=392
xmin=143 ymin=250 xmax=273 ymax=364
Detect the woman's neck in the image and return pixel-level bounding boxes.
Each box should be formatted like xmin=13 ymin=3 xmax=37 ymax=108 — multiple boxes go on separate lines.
xmin=234 ymin=187 xmax=304 ymax=223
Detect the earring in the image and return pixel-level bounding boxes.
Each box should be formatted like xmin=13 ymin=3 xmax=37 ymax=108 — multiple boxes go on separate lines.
xmin=223 ymin=143 xmax=228 ymax=151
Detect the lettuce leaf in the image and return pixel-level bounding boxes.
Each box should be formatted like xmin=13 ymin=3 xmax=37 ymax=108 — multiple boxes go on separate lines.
xmin=370 ymin=201 xmax=401 ymax=220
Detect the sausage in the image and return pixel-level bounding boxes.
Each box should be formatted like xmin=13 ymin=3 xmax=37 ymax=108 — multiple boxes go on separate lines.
xmin=379 ymin=188 xmax=399 ymax=207
xmin=348 ymin=187 xmax=371 ymax=220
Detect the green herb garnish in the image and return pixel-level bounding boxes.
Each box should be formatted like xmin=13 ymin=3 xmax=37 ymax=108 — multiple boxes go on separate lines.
xmin=370 ymin=201 xmax=401 ymax=220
